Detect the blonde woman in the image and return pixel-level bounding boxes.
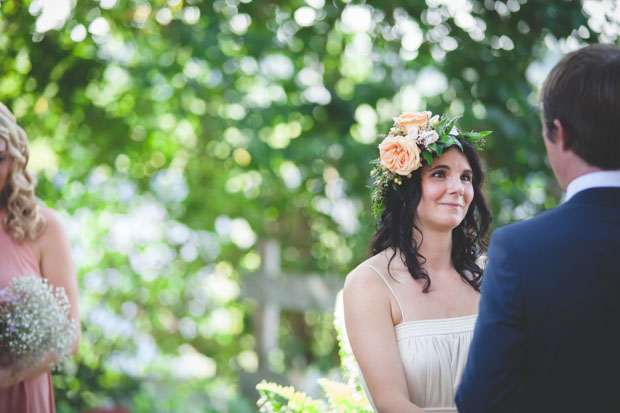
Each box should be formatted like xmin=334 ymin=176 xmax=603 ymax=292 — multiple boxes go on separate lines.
xmin=0 ymin=103 xmax=80 ymax=413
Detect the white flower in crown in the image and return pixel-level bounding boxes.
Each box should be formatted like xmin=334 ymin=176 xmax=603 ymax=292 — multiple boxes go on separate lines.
xmin=405 ymin=126 xmax=420 ymax=142
xmin=419 ymin=129 xmax=439 ymax=147
xmin=428 ymin=114 xmax=440 ymax=127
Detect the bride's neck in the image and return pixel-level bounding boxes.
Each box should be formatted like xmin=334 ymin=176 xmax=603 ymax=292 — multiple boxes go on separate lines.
xmin=413 ymin=226 xmax=453 ymax=274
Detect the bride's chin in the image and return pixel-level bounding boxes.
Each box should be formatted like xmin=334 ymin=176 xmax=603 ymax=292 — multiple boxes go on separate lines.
xmin=429 ymin=221 xmax=463 ymax=233
xmin=438 ymin=215 xmax=466 ymax=229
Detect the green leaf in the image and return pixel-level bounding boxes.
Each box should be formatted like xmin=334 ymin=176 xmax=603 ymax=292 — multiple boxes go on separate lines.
xmin=436 ymin=143 xmax=444 ymax=157
xmin=318 ymin=378 xmax=373 ymax=412
xmin=461 ymin=131 xmax=492 ymax=141
xmin=445 ymin=116 xmax=460 ymax=134
xmin=435 ymin=117 xmax=448 ymax=135
xmin=438 ymin=135 xmax=462 ymax=151
xmin=422 ymin=150 xmax=433 ymax=165
xmin=439 ymin=134 xmax=453 ymax=144
xmin=454 ymin=139 xmax=464 ymax=151
xmin=256 ymin=381 xmax=324 ymax=413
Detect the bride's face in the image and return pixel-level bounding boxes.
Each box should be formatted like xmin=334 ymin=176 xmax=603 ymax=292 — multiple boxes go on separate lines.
xmin=414 ymin=147 xmax=474 ymax=232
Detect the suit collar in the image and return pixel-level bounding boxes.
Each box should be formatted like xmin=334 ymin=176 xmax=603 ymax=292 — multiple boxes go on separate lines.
xmin=567 ymin=187 xmax=620 ymax=207
xmin=565 ymin=170 xmax=620 ymax=202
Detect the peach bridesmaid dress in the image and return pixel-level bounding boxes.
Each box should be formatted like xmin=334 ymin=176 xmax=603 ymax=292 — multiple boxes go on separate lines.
xmin=0 ymin=210 xmax=55 ymax=413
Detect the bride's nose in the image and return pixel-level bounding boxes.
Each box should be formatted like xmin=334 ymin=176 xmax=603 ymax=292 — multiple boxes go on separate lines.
xmin=447 ymin=176 xmax=465 ymax=195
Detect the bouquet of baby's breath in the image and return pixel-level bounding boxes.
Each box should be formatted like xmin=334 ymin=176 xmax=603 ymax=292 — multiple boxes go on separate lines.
xmin=0 ymin=275 xmax=77 ymax=372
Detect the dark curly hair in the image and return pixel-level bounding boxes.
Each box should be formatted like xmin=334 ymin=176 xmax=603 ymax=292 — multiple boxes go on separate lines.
xmin=370 ymin=139 xmax=492 ymax=293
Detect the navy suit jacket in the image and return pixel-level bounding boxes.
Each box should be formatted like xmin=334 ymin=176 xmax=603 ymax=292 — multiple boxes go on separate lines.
xmin=456 ymin=187 xmax=620 ymax=413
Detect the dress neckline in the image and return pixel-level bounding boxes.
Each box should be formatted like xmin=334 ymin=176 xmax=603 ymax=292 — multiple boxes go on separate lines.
xmin=395 ymin=313 xmax=477 ymax=328
xmin=394 ymin=314 xmax=477 ymax=338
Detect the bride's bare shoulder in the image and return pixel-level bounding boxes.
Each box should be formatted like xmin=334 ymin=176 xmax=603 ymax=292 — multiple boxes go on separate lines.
xmin=343 ymin=252 xmax=392 ymax=294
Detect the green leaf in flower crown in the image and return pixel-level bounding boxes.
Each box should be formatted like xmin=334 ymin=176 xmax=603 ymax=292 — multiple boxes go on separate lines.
xmin=439 ymin=134 xmax=453 ymax=144
xmin=460 ymin=131 xmax=492 ymax=141
xmin=436 ymin=117 xmax=448 ymax=135
xmin=445 ymin=116 xmax=460 ymax=135
xmin=453 ymin=138 xmax=464 ymax=151
xmin=428 ymin=143 xmax=437 ymax=153
xmin=422 ymin=150 xmax=433 ymax=166
xmin=436 ymin=142 xmax=444 ymax=158
xmin=438 ymin=135 xmax=462 ymax=152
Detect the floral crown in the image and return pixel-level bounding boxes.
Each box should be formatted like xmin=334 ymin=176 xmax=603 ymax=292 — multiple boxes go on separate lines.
xmin=370 ymin=111 xmax=491 ymax=217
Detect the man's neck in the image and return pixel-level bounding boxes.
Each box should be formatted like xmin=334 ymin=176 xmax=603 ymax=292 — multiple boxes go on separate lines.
xmin=557 ymin=150 xmax=603 ymax=191
xmin=562 ymin=165 xmax=604 ymax=191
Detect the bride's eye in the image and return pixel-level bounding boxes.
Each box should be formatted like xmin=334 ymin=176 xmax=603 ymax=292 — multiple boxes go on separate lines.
xmin=431 ymin=171 xmax=445 ymax=178
xmin=461 ymin=174 xmax=472 ymax=182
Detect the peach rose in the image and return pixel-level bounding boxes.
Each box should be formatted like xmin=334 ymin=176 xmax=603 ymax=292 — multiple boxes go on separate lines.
xmin=393 ymin=111 xmax=432 ymax=135
xmin=379 ymin=134 xmax=422 ymax=175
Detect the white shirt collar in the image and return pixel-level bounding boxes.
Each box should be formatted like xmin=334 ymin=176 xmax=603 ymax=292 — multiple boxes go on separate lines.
xmin=564 ymin=170 xmax=620 ymax=202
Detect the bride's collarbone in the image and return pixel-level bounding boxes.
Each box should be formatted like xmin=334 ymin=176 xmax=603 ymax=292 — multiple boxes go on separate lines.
xmin=390 ymin=275 xmax=479 ymax=320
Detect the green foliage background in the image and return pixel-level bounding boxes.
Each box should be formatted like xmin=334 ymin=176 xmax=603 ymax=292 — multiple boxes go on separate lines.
xmin=1 ymin=0 xmax=618 ymax=411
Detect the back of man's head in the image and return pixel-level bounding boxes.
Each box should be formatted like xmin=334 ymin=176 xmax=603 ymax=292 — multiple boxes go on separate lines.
xmin=540 ymin=44 xmax=620 ymax=170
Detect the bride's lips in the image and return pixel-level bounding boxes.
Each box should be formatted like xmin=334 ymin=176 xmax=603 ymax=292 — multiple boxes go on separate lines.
xmin=440 ymin=203 xmax=464 ymax=208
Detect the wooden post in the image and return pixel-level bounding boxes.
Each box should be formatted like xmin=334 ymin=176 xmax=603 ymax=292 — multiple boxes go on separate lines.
xmin=254 ymin=239 xmax=281 ymax=370
xmin=240 ymin=238 xmax=345 ymax=399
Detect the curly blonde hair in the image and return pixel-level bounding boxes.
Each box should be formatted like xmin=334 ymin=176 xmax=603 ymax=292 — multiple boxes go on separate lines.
xmin=0 ymin=102 xmax=45 ymax=242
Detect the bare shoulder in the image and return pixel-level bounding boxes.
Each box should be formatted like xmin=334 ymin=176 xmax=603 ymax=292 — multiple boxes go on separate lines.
xmin=30 ymin=206 xmax=70 ymax=259
xmin=37 ymin=206 xmax=67 ymax=241
xmin=343 ymin=255 xmax=396 ymax=327
xmin=24 ymin=206 xmax=62 ymax=259
xmin=344 ymin=255 xmax=388 ymax=291
xmin=343 ymin=254 xmax=396 ymax=310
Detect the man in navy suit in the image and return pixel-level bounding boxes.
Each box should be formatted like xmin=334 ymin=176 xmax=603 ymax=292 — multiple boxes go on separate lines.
xmin=456 ymin=44 xmax=620 ymax=412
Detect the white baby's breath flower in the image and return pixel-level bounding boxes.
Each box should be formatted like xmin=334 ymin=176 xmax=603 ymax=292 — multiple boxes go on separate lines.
xmin=0 ymin=275 xmax=77 ymax=371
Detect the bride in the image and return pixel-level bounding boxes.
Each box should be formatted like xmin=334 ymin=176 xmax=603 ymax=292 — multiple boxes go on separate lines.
xmin=343 ymin=111 xmax=491 ymax=412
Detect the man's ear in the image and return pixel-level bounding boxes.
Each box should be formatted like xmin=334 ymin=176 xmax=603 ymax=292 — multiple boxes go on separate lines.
xmin=552 ymin=119 xmax=570 ymax=151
